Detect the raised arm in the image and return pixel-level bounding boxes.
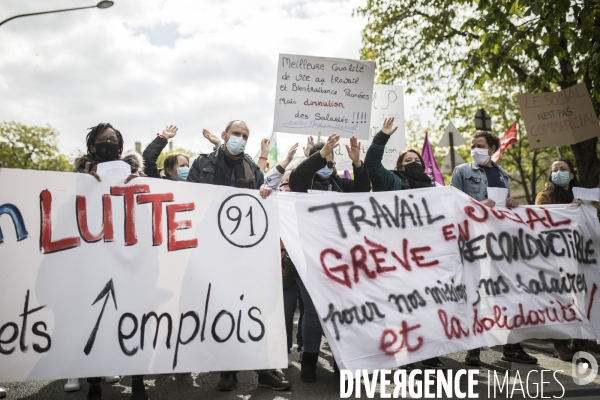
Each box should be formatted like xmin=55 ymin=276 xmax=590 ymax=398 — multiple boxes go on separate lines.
xmin=263 ymin=143 xmax=298 ymax=190
xmin=142 ymin=125 xmax=177 ymax=178
xmin=364 ymin=118 xmax=398 ymax=192
xmin=290 ymin=134 xmax=339 ymax=192
xmin=257 ymin=138 xmax=270 ymax=171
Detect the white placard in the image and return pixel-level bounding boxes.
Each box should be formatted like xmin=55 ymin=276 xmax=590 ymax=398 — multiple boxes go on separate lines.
xmin=0 ymin=169 xmax=285 ymax=382
xmin=96 ymin=160 xmax=132 ymax=176
xmin=279 ymin=189 xmax=600 ymax=372
xmin=273 ymin=54 xmax=376 ymax=140
xmin=333 ymin=85 xmax=406 ymax=171
xmin=487 ymin=187 xmax=509 ymax=204
xmin=573 ymin=187 xmax=600 ymax=202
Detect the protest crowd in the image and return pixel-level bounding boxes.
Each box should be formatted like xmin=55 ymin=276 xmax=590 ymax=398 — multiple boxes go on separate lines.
xmin=1 ymin=115 xmax=600 ymax=400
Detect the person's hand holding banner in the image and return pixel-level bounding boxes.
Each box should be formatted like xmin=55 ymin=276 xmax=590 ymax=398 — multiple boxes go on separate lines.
xmin=346 ymin=136 xmax=362 ymax=167
xmin=259 ymin=183 xmax=273 ymax=199
xmin=481 ymin=198 xmax=496 ymax=208
xmin=381 ymin=117 xmax=398 ymax=136
xmin=506 ymin=197 xmax=519 ymax=209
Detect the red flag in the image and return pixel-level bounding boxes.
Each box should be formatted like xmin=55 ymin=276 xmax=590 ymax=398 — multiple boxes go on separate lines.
xmin=492 ymin=121 xmax=518 ymax=162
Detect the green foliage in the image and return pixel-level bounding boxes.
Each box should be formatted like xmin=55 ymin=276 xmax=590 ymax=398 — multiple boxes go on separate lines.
xmin=357 ymin=0 xmax=600 ymax=186
xmin=0 ymin=121 xmax=70 ymax=171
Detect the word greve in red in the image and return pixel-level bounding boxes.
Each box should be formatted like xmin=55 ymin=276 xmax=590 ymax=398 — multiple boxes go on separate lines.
xmin=320 ymin=236 xmax=439 ymax=289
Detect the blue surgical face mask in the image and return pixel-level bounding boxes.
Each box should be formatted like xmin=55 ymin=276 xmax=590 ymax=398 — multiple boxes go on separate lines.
xmin=226 ymin=135 xmax=246 ymax=155
xmin=316 ymin=166 xmax=334 ymax=179
xmin=551 ymin=171 xmax=571 ymax=187
xmin=176 ymin=166 xmax=189 ymax=181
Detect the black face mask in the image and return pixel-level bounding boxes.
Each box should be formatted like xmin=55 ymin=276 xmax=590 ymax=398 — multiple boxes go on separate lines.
xmin=404 ymin=161 xmax=423 ymax=175
xmin=94 ymin=142 xmax=120 ymax=161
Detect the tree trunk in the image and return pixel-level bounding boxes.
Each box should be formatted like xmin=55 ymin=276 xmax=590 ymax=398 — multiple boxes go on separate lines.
xmin=570 ymin=137 xmax=600 ymax=188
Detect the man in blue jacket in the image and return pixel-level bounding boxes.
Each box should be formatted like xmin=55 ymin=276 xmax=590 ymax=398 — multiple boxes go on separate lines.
xmin=451 ymin=131 xmax=537 ymax=367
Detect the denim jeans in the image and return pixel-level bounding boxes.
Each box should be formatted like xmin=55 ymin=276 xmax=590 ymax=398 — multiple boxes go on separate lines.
xmin=295 ymin=276 xmax=322 ymax=353
xmin=283 ymin=275 xmax=304 ymax=352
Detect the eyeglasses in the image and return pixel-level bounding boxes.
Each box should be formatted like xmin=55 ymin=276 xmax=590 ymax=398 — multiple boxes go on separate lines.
xmin=95 ymin=136 xmax=119 ymax=144
xmin=327 ymin=161 xmax=336 ymax=168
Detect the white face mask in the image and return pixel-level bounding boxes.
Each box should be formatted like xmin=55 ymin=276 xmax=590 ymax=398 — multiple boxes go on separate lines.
xmin=471 ymin=148 xmax=491 ymax=165
xmin=226 ymin=135 xmax=246 ymax=155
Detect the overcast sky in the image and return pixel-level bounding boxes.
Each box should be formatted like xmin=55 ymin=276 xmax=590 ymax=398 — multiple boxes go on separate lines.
xmin=0 ymin=0 xmax=428 ymax=158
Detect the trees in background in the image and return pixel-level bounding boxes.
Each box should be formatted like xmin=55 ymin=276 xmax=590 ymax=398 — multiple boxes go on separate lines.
xmin=357 ymin=0 xmax=600 ymax=187
xmin=0 ymin=121 xmax=70 ymax=171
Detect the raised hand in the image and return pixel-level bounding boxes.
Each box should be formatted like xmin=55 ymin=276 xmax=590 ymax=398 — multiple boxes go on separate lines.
xmin=162 ymin=125 xmax=178 ymax=139
xmin=345 ymin=136 xmax=362 ymax=166
xmin=261 ymin=138 xmax=270 ymax=156
xmin=381 ymin=117 xmax=398 ymax=135
xmin=280 ymin=143 xmax=298 ymax=169
xmin=202 ymin=129 xmax=221 ymax=147
xmin=319 ymin=134 xmax=340 ymax=159
xmin=285 ymin=143 xmax=298 ymax=163
xmin=303 ymin=136 xmax=315 ymax=158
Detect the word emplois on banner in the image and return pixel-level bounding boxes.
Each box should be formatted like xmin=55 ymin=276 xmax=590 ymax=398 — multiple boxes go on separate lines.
xmin=0 ymin=169 xmax=285 ymax=382
xmin=517 ymin=82 xmax=600 ymax=149
xmin=333 ymin=85 xmax=406 ymax=171
xmin=273 ymin=54 xmax=376 ymax=140
xmin=278 ymin=188 xmax=600 ymax=372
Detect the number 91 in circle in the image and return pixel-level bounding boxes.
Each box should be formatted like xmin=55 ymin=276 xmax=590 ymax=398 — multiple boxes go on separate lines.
xmin=218 ymin=194 xmax=269 ymax=248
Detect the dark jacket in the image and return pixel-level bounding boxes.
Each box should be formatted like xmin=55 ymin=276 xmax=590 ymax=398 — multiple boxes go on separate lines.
xmin=142 ymin=137 xmax=171 ymax=179
xmin=289 ymin=151 xmax=371 ymax=193
xmin=187 ymin=146 xmax=264 ymax=188
xmin=364 ymin=131 xmax=402 ymax=191
xmin=73 ymin=151 xmax=145 ymax=174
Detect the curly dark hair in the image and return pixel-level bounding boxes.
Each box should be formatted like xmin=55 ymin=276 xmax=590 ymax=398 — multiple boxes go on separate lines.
xmin=473 ymin=131 xmax=500 ymax=153
xmin=545 ymin=157 xmax=580 ymax=203
xmin=86 ymin=123 xmax=124 ymax=156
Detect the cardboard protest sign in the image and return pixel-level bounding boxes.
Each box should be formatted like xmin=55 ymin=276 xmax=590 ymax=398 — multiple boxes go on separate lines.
xmin=273 ymin=54 xmax=376 ymax=140
xmin=279 ymin=188 xmax=600 ymax=372
xmin=0 ymin=169 xmax=285 ymax=382
xmin=518 ymin=83 xmax=600 ymax=148
xmin=333 ymin=85 xmax=406 ymax=171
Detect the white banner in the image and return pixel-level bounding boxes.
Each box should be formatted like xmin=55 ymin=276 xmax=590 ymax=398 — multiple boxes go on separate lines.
xmin=279 ymin=188 xmax=600 ymax=372
xmin=0 ymin=169 xmax=285 ymax=382
xmin=334 ymin=84 xmax=406 ymax=170
xmin=273 ymin=54 xmax=376 ymax=140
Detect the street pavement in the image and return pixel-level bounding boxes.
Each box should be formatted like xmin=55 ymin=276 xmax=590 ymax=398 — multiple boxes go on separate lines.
xmin=2 ymin=322 xmax=599 ymax=399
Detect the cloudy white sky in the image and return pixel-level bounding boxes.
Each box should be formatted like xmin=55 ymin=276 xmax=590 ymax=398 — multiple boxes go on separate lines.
xmin=0 ymin=0 xmax=428 ymax=158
